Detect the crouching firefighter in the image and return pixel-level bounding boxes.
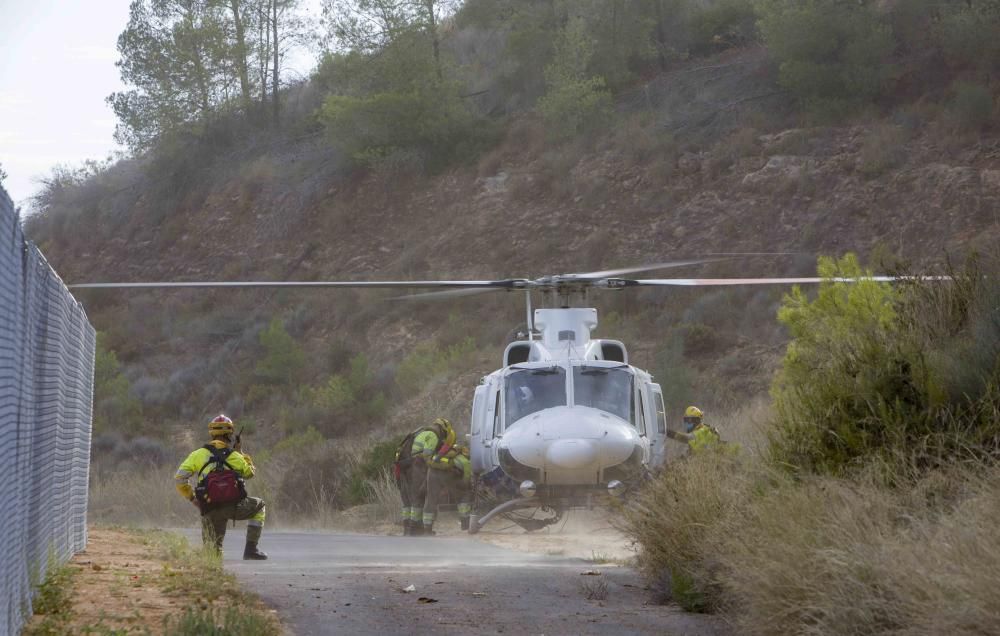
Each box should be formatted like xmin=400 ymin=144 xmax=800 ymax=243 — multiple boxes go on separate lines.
xmin=174 ymin=414 xmax=268 ymax=560
xmin=393 ymin=417 xmax=455 ymax=536
xmin=423 ymin=444 xmax=472 ymax=534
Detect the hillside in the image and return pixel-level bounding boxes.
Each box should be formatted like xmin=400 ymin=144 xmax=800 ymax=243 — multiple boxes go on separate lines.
xmin=31 ymin=44 xmax=1000 ymax=448
xmin=24 ymin=0 xmax=1000 ymax=522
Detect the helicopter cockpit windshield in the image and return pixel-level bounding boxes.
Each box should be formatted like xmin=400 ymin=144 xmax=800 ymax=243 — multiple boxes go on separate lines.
xmin=505 ymin=367 xmax=567 ymax=426
xmin=572 ymin=366 xmax=634 ymax=422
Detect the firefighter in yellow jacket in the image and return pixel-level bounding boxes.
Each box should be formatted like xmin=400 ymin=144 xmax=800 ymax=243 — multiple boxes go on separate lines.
xmin=666 ymin=406 xmax=723 ymax=453
xmin=423 ymin=444 xmax=472 ymax=534
xmin=174 ymin=414 xmax=268 ymax=559
xmin=394 ymin=418 xmax=455 ymax=536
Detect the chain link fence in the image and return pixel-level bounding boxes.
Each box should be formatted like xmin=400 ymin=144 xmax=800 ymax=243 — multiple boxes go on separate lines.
xmin=0 ymin=185 xmax=95 ymax=635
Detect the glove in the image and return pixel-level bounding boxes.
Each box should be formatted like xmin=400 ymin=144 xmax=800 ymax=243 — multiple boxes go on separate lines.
xmin=429 ymin=456 xmax=451 ymax=470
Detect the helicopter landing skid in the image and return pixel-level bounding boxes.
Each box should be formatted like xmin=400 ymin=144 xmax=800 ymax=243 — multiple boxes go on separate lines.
xmin=508 ymin=506 xmax=563 ymax=533
xmin=468 ymin=497 xmax=564 ymax=534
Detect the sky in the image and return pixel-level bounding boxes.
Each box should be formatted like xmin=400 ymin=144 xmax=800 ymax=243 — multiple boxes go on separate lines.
xmin=0 ymin=0 xmax=129 ymax=210
xmin=0 ymin=0 xmax=321 ymax=212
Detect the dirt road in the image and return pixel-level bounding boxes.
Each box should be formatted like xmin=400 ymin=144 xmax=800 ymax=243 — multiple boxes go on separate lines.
xmin=188 ymin=523 xmax=731 ymax=636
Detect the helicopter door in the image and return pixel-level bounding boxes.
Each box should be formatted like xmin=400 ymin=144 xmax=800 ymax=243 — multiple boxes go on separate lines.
xmin=635 ymin=385 xmax=651 ymax=464
xmin=469 ymin=385 xmax=489 ymax=473
xmin=486 ymin=384 xmax=502 ymax=467
xmin=649 ymin=385 xmax=667 ymax=469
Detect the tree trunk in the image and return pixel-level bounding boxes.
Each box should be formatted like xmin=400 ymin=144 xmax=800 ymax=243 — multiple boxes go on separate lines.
xmin=258 ymin=1 xmax=270 ymax=116
xmin=654 ymin=0 xmax=668 ymax=71
xmin=181 ymin=4 xmax=212 ymax=116
xmin=271 ymin=0 xmax=280 ymax=126
xmin=422 ymin=0 xmax=442 ymax=80
xmin=229 ymin=0 xmax=252 ymax=113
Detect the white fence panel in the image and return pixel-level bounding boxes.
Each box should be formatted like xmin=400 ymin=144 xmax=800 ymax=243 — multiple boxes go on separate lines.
xmin=0 ymin=186 xmax=94 ymax=635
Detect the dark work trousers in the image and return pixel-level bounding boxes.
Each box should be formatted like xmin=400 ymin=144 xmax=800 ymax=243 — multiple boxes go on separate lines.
xmin=201 ymin=496 xmax=266 ymax=551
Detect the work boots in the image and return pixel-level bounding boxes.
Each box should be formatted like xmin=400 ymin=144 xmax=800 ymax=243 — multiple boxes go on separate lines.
xmin=403 ymin=519 xmax=416 ymax=536
xmin=243 ymin=541 xmax=269 ymax=560
xmin=460 ymin=517 xmax=470 ymax=531
xmin=421 ymin=524 xmax=435 ymax=536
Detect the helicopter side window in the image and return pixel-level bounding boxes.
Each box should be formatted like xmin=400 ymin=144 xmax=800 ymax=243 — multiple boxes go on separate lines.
xmin=505 ymin=367 xmax=567 ymax=427
xmin=636 ymin=388 xmax=647 ymax=436
xmin=655 ymin=392 xmax=667 ymax=434
xmin=572 ymin=367 xmax=634 ymax=423
xmin=492 ymin=389 xmax=502 ymax=437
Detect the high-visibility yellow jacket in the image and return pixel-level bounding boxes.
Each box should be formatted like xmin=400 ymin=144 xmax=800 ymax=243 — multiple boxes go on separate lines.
xmin=453 ymin=454 xmax=471 ymax=481
xmin=429 ymin=446 xmax=471 ymax=481
xmin=411 ymin=430 xmax=439 ymax=459
xmin=174 ymin=439 xmax=255 ymax=501
xmin=688 ymin=425 xmax=722 ymax=453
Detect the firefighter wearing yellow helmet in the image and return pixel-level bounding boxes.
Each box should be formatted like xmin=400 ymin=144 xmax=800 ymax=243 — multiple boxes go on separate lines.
xmin=393 ymin=417 xmax=455 ymax=536
xmin=424 ymin=443 xmax=473 ymax=533
xmin=174 ymin=414 xmax=268 ymax=559
xmin=666 ymin=406 xmax=722 ymax=453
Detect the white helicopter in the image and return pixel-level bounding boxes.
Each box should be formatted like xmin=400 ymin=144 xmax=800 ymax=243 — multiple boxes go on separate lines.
xmin=72 ymin=258 xmax=914 ymax=533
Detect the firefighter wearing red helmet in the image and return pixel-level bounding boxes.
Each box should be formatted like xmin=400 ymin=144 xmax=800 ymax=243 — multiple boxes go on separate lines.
xmin=174 ymin=414 xmax=268 ymax=559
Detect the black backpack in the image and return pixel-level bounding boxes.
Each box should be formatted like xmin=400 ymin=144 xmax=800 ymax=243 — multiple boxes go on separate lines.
xmin=194 ymin=446 xmax=247 ymax=510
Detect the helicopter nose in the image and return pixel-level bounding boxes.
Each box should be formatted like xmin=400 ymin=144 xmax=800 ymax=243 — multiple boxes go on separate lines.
xmin=545 ymin=439 xmax=598 ymax=469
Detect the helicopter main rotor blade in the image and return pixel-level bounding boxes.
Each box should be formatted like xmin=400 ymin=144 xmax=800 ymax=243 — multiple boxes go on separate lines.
xmin=390 ymin=287 xmax=506 ymax=301
xmin=566 ymin=258 xmax=730 ymax=280
xmin=704 ymin=252 xmax=807 ymax=256
xmin=68 ymin=279 xmax=524 ymax=290
xmin=624 ymin=276 xmax=950 ymax=287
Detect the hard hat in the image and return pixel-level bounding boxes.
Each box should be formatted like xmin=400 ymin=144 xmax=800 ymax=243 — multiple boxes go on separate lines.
xmin=684 ymin=406 xmax=704 ymax=418
xmin=208 ymin=414 xmax=235 ymax=437
xmin=432 ymin=417 xmax=456 ymax=446
xmin=683 ymin=406 xmax=704 ymax=434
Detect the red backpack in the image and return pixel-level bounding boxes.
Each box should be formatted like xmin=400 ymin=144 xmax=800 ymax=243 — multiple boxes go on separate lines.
xmin=194 ymin=446 xmax=247 ymax=510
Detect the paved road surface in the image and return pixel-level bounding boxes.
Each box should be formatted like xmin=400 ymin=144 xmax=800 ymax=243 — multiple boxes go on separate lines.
xmin=184 ymin=529 xmax=730 ymax=636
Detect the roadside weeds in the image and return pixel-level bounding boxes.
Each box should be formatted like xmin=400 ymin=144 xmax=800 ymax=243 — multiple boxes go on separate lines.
xmin=22 ymin=526 xmax=281 ymax=636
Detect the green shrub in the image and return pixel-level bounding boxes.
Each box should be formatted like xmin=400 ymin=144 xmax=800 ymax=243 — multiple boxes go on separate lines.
xmin=273 ymin=426 xmax=325 ymax=455
xmin=395 ymin=337 xmax=477 ymax=396
xmin=344 ymin=438 xmax=404 ymax=505
xmin=307 ymin=354 xmax=387 ymax=428
xmin=936 ymin=3 xmax=1000 ymax=71
xmin=690 ymin=0 xmax=758 ymax=54
xmin=949 ymin=82 xmax=995 ymax=131
xmin=31 ymin=563 xmax=75 ymax=617
xmin=756 ymin=0 xmax=895 ymax=119
xmin=320 ymin=84 xmax=485 ymax=169
xmin=537 ymin=17 xmax=613 ymax=140
xmin=651 ymin=332 xmax=696 ymax=416
xmin=770 ymin=254 xmax=1000 ymax=475
xmin=93 ymin=333 xmax=143 ymax=435
xmin=317 ymin=33 xmax=492 ymax=170
xmin=254 ymin=318 xmax=305 ymax=386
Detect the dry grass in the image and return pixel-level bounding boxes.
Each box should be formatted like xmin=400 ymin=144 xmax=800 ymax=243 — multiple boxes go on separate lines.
xmin=89 ymin=467 xmax=196 ymax=527
xmin=626 ymin=448 xmax=1000 ymax=634
xmin=89 ymin=432 xmax=402 ymax=533
xmin=719 ymin=464 xmax=1000 ymax=635
xmin=581 ymin=576 xmax=609 ymax=601
xmin=24 ymin=527 xmax=279 ymax=635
